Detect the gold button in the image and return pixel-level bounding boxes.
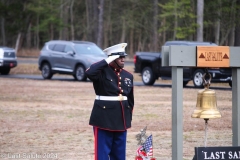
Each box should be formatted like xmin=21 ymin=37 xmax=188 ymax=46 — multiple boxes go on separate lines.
xmin=103 ymin=106 xmax=106 ymax=109
xmin=119 ymin=77 xmax=121 ymax=80
xmin=121 ymin=90 xmax=123 ymax=92
xmin=119 ymin=87 xmax=121 ymax=89
xmin=118 ymin=73 xmax=120 ymax=76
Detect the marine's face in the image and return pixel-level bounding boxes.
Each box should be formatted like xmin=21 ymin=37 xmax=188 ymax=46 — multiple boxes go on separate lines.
xmin=112 ymin=56 xmax=125 ymax=68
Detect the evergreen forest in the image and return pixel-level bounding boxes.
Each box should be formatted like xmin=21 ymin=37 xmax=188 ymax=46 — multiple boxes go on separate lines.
xmin=0 ymin=0 xmax=239 ymax=57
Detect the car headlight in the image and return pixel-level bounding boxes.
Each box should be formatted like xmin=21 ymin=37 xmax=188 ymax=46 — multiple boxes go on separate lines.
xmin=0 ymin=49 xmax=3 ymax=59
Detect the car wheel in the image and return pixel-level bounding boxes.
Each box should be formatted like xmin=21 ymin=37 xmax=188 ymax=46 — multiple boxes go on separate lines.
xmin=142 ymin=67 xmax=156 ymax=85
xmin=0 ymin=68 xmax=10 ymax=75
xmin=41 ymin=63 xmax=53 ymax=79
xmin=74 ymin=65 xmax=87 ymax=81
xmin=193 ymin=69 xmax=204 ymax=88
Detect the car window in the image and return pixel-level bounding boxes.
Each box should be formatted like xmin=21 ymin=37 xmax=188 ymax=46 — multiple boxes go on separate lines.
xmin=74 ymin=44 xmax=106 ymax=56
xmin=64 ymin=45 xmax=74 ymax=53
xmin=48 ymin=44 xmax=55 ymax=50
xmin=53 ymin=44 xmax=65 ymax=52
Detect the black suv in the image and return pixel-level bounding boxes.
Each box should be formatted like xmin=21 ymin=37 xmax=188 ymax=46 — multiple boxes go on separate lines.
xmin=38 ymin=40 xmax=107 ymax=81
xmin=0 ymin=46 xmax=17 ymax=75
xmin=164 ymin=41 xmax=232 ymax=87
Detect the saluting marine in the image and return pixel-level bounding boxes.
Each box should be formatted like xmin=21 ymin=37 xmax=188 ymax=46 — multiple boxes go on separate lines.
xmin=85 ymin=43 xmax=134 ymax=160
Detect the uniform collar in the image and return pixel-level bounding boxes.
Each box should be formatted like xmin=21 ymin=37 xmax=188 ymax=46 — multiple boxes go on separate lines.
xmin=109 ymin=64 xmax=122 ymax=72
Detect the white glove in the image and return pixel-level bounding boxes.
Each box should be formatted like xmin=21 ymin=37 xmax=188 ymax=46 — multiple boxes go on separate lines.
xmin=105 ymin=55 xmax=120 ymax=64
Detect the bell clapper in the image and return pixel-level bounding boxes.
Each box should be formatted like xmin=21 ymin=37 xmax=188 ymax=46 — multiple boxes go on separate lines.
xmin=204 ymin=118 xmax=209 ymax=147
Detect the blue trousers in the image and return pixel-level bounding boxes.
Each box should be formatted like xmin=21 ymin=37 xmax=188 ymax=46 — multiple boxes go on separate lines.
xmin=93 ymin=127 xmax=127 ymax=160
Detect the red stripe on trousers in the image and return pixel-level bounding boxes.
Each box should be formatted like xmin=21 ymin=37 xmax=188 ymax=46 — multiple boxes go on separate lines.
xmin=94 ymin=127 xmax=98 ymax=160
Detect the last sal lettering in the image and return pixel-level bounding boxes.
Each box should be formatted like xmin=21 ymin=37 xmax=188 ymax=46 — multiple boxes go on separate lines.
xmin=203 ymin=151 xmax=226 ymax=159
xmin=228 ymin=151 xmax=240 ymax=159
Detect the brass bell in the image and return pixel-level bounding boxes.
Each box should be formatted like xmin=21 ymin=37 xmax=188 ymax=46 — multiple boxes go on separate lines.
xmin=191 ymin=73 xmax=221 ymax=119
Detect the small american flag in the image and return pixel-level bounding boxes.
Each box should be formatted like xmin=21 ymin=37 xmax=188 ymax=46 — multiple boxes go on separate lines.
xmin=143 ymin=134 xmax=153 ymax=156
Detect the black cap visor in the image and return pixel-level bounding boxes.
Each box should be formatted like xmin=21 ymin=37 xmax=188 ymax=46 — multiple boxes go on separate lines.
xmin=110 ymin=52 xmax=128 ymax=57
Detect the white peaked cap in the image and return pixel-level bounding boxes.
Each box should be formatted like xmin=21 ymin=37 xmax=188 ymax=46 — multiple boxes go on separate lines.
xmin=103 ymin=43 xmax=128 ymax=56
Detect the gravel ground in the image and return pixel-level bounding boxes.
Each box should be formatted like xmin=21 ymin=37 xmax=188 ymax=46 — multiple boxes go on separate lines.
xmin=0 ymin=76 xmax=232 ymax=160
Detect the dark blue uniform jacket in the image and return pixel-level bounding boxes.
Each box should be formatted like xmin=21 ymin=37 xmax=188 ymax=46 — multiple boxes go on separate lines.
xmin=85 ymin=59 xmax=134 ymax=131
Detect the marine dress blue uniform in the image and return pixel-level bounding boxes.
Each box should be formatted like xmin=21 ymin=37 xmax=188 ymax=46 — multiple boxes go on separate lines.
xmin=85 ymin=43 xmax=134 ymax=160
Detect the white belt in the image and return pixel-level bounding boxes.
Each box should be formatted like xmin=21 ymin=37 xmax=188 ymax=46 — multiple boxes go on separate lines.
xmin=95 ymin=95 xmax=127 ymax=101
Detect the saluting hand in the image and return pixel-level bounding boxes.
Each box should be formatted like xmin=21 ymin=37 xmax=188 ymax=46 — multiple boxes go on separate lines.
xmin=105 ymin=55 xmax=120 ymax=64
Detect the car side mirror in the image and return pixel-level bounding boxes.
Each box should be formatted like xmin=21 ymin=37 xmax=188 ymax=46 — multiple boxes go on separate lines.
xmin=67 ymin=51 xmax=75 ymax=56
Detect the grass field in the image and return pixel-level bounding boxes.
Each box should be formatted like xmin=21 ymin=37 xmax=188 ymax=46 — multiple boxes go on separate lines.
xmin=0 ymin=62 xmax=233 ymax=160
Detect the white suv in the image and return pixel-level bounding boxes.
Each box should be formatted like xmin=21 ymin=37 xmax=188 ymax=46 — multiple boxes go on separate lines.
xmin=0 ymin=46 xmax=17 ymax=75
